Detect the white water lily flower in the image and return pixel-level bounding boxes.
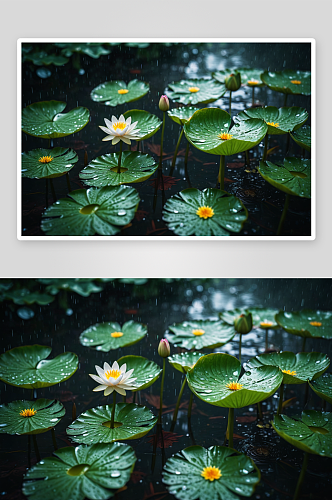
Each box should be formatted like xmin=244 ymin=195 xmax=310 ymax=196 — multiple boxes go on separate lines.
xmin=89 ymin=361 xmax=137 ymax=396
xmin=99 ymin=115 xmax=141 ymax=145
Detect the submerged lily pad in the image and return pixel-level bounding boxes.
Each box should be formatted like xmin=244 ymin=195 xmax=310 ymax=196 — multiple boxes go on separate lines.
xmin=38 ymin=279 xmax=102 ymax=297
xmin=4 ymin=288 xmax=54 ymax=305
xmin=234 ymin=106 xmax=308 ymax=135
xmin=22 ymin=148 xmax=78 ymax=179
xmin=272 ymin=411 xmax=332 ymax=456
xmin=116 ymin=355 xmax=161 ymax=391
xmin=168 ymin=352 xmax=206 ymax=373
xmin=275 ymin=310 xmax=332 ymax=339
xmin=246 ymin=352 xmax=330 ymax=385
xmin=80 ymin=320 xmax=147 ymax=351
xmin=220 ymin=308 xmax=279 ymax=329
xmin=0 ymin=399 xmax=65 ymax=435
xmin=41 ymin=185 xmax=140 ymax=236
xmin=163 ymin=445 xmax=260 ymax=500
xmin=258 ymin=158 xmax=311 ymax=198
xmin=166 ymin=79 xmax=226 ymax=105
xmin=67 ymin=403 xmax=157 ymax=444
xmin=163 ymin=188 xmax=248 ymax=236
xmin=123 ymin=109 xmax=161 ymax=140
xmin=166 ymin=320 xmax=235 ymax=350
xmin=24 ymin=51 xmax=69 ymax=66
xmin=79 ymin=151 xmax=157 ymax=188
xmin=290 ymin=125 xmax=311 ymax=151
xmin=261 ymin=70 xmax=311 ymax=95
xmin=168 ymin=107 xmax=200 ymax=126
xmin=57 ymin=42 xmax=111 ymax=59
xmin=22 ymin=101 xmax=90 ymax=139
xmin=23 ymin=442 xmax=136 ymax=500
xmin=187 ymin=353 xmax=283 ymax=408
xmin=184 ymin=108 xmax=267 ymax=155
xmin=91 ymin=80 xmax=149 ymax=106
xmin=309 ymin=373 xmax=332 ymax=405
xmin=0 ymin=345 xmax=78 ymax=389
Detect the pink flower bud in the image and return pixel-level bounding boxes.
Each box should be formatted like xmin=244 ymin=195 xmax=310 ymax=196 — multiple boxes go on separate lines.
xmin=159 ymin=95 xmax=169 ymax=112
xmin=158 ymin=338 xmax=170 ymax=358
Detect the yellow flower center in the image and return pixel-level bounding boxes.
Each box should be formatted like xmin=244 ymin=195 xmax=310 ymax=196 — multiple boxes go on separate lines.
xmin=226 ymin=382 xmax=243 ymax=391
xmin=118 ymin=89 xmax=129 ymax=94
xmin=291 ymin=80 xmax=301 ymax=84
xmin=188 ymin=86 xmax=200 ymax=93
xmin=247 ymin=79 xmax=259 ymax=85
xmin=201 ymin=466 xmax=222 ymax=481
xmin=20 ymin=408 xmax=37 ymax=417
xmin=111 ymin=331 xmax=123 ymax=338
xmin=105 ymin=369 xmax=121 ymax=380
xmin=218 ymin=132 xmax=233 ymax=140
xmin=112 ymin=122 xmax=127 ymax=131
xmin=260 ymin=321 xmax=274 ymax=327
xmin=282 ymin=369 xmax=297 ymax=376
xmin=310 ymin=321 xmax=322 ymax=327
xmin=196 ymin=206 xmax=214 ymax=219
xmin=266 ymin=122 xmax=279 ymax=127
xmin=192 ymin=329 xmax=205 ymax=336
xmin=38 ymin=155 xmax=53 ymax=163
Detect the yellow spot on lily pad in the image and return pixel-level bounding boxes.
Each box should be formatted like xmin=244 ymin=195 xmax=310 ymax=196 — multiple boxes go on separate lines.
xmin=218 ymin=132 xmax=233 ymax=140
xmin=188 ymin=86 xmax=200 ymax=93
xmin=291 ymin=80 xmax=302 ymax=84
xmin=38 ymin=155 xmax=53 ymax=163
xmin=282 ymin=369 xmax=297 ymax=376
xmin=310 ymin=321 xmax=322 ymax=327
xmin=118 ymin=89 xmax=129 ymax=94
xmin=201 ymin=466 xmax=222 ymax=481
xmin=111 ymin=331 xmax=123 ymax=338
xmin=20 ymin=408 xmax=37 ymax=417
xmin=260 ymin=321 xmax=274 ymax=327
xmin=266 ymin=122 xmax=279 ymax=127
xmin=196 ymin=206 xmax=214 ymax=219
xmin=192 ymin=329 xmax=205 ymax=336
xmin=226 ymin=382 xmax=243 ymax=391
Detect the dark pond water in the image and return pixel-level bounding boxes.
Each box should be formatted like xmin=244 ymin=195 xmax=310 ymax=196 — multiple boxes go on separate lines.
xmin=21 ymin=42 xmax=311 ymax=236
xmin=1 ymin=278 xmax=331 ymax=499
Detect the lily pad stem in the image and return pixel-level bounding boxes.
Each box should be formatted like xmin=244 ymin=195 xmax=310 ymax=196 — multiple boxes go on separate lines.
xmin=301 ymin=337 xmax=307 ymax=352
xmin=50 ymin=179 xmax=57 ymax=203
xmin=277 ymin=382 xmax=284 ymax=415
xmin=293 ymin=452 xmax=309 ymax=500
xmin=188 ymin=392 xmax=193 ymax=419
xmin=263 ymin=134 xmax=268 ymax=161
xmin=229 ymin=91 xmax=232 ymax=115
xmin=184 ymin=142 xmax=190 ymax=166
xmin=284 ymin=94 xmax=288 ymax=107
xmin=239 ymin=333 xmax=242 ymax=364
xmin=265 ymin=329 xmax=269 ymax=351
xmin=158 ymin=358 xmax=166 ymax=424
xmin=171 ymin=127 xmax=184 ymax=171
xmin=117 ymin=141 xmax=123 ymax=174
xmin=66 ymin=173 xmax=72 ymax=192
xmin=252 ymin=86 xmax=255 ymax=107
xmin=72 ymin=402 xmax=76 ymax=422
xmin=51 ymin=427 xmax=58 ymax=450
xmin=111 ymin=391 xmax=116 ymax=429
xmin=277 ymin=193 xmax=290 ymax=236
xmin=219 ymin=155 xmax=225 ymax=191
xmin=32 ymin=435 xmax=40 ymax=461
xmin=158 ymin=112 xmax=166 ymax=171
xmin=45 ymin=179 xmax=48 ymax=209
xmin=228 ymin=407 xmax=234 ymax=448
xmin=170 ymin=376 xmax=187 ymax=432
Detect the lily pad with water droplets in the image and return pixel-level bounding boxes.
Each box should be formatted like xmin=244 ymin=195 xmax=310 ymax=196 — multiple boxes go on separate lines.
xmin=234 ymin=106 xmax=308 ymax=135
xmin=163 ymin=188 xmax=248 ymax=236
xmin=309 ymin=373 xmax=332 ymax=405
xmin=220 ymin=307 xmax=279 ymax=330
xmin=261 ymin=70 xmax=311 ymax=96
xmin=67 ymin=403 xmax=157 ymax=444
xmin=22 ymin=442 xmax=136 ymax=500
xmin=80 ymin=320 xmax=147 ymax=352
xmin=0 ymin=345 xmax=78 ymax=389
xmin=41 ymin=185 xmax=140 ymax=236
xmin=184 ymin=108 xmax=267 ymax=155
xmin=116 ymin=355 xmax=161 ymax=391
xmin=0 ymin=399 xmax=65 ymax=435
xmin=258 ymin=158 xmax=311 ymax=198
xmin=237 ymin=67 xmax=265 ymax=87
xmin=168 ymin=107 xmax=200 ymax=126
xmin=290 ymin=125 xmax=311 ymax=151
xmin=275 ymin=310 xmax=332 ymax=339
xmin=246 ymin=351 xmax=330 ymax=385
xmin=272 ymin=411 xmax=332 ymax=456
xmin=90 ymin=79 xmax=149 ymax=106
xmin=166 ymin=320 xmax=235 ymax=350
xmin=4 ymin=288 xmax=54 ymax=305
xmin=123 ymin=109 xmax=161 ymax=140
xmin=57 ymin=42 xmax=111 ymax=59
xmin=22 ymin=101 xmax=90 ymax=139
xmin=22 ymin=147 xmax=78 ymax=179
xmin=163 ymin=445 xmax=261 ymax=500
xmin=187 ymin=353 xmax=283 ymax=408
xmin=24 ymin=51 xmax=69 ymax=66
xmin=166 ymin=79 xmax=226 ymax=105
xmin=38 ymin=279 xmax=103 ymax=297
xmin=79 ymin=151 xmax=157 ymax=188
xmin=168 ymin=352 xmax=206 ymax=373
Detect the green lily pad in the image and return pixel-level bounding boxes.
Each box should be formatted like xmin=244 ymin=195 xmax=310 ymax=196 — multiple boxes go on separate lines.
xmin=166 ymin=320 xmax=235 ymax=350
xmin=91 ymin=80 xmax=149 ymax=106
xmin=116 ymin=355 xmax=161 ymax=391
xmin=163 ymin=445 xmax=261 ymax=500
xmin=258 ymin=157 xmax=311 ymax=198
xmin=123 ymin=109 xmax=161 ymax=140
xmin=24 ymin=51 xmax=69 ymax=66
xmin=22 ymin=442 xmax=136 ymax=500
xmin=0 ymin=399 xmax=65 ymax=435
xmin=261 ymin=70 xmax=311 ymax=96
xmin=80 ymin=320 xmax=147 ymax=351
xmin=167 ymin=107 xmax=200 ymax=126
xmin=184 ymin=108 xmax=267 ymax=155
xmin=168 ymin=352 xmax=206 ymax=373
xmin=220 ymin=308 xmax=279 ymax=329
xmin=67 ymin=403 xmax=157 ymax=444
xmin=38 ymin=279 xmax=102 ymax=297
xmin=309 ymin=373 xmax=332 ymax=405
xmin=212 ymin=68 xmax=236 ymax=84
xmin=272 ymin=411 xmax=332 ymax=456
xmin=22 ymin=148 xmax=78 ymax=179
xmin=166 ymin=79 xmax=226 ymax=105
xmin=290 ymin=125 xmax=311 ymax=151
xmin=275 ymin=310 xmax=332 ymax=339
xmin=163 ymin=188 xmax=248 ymax=236
xmin=234 ymin=106 xmax=308 ymax=135
xmin=57 ymin=42 xmax=111 ymax=59
xmin=0 ymin=345 xmax=78 ymax=389
xmin=187 ymin=353 xmax=283 ymax=408
xmin=238 ymin=68 xmax=265 ymax=87
xmin=246 ymin=352 xmax=330 ymax=385
xmin=79 ymin=151 xmax=157 ymax=188
xmin=4 ymin=288 xmax=54 ymax=305
xmin=41 ymin=185 xmax=140 ymax=236
xmin=22 ymin=101 xmax=90 ymax=139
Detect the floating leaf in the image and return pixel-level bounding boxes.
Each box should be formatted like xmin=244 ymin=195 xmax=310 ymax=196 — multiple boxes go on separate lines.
xmin=80 ymin=320 xmax=147 ymax=351
xmin=168 ymin=107 xmax=200 ymax=126
xmin=91 ymin=80 xmax=149 ymax=106
xmin=290 ymin=125 xmax=311 ymax=151
xmin=258 ymin=157 xmax=311 ymax=198
xmin=116 ymin=355 xmax=161 ymax=391
xmin=0 ymin=399 xmax=65 ymax=435
xmin=67 ymin=403 xmax=157 ymax=444
xmin=0 ymin=345 xmax=78 ymax=389
xmin=24 ymin=51 xmax=69 ymax=66
xmin=23 ymin=442 xmax=136 ymax=500
xmin=220 ymin=307 xmax=279 ymax=329
xmin=163 ymin=445 xmax=261 ymax=500
xmin=4 ymin=288 xmax=54 ymax=305
xmin=168 ymin=352 xmax=206 ymax=373
xmin=79 ymin=151 xmax=157 ymax=187
xmin=275 ymin=310 xmax=332 ymax=339
xmin=57 ymin=42 xmax=111 ymax=59
xmin=234 ymin=106 xmax=308 ymax=135
xmin=123 ymin=109 xmax=161 ymax=140
xmin=163 ymin=188 xmax=248 ymax=236
xmin=238 ymin=67 xmax=265 ymax=87
xmin=22 ymin=148 xmax=78 ymax=179
xmin=309 ymin=373 xmax=332 ymax=405
xmin=38 ymin=279 xmax=102 ymax=297
xmin=166 ymin=79 xmax=226 ymax=105
xmin=41 ymin=185 xmax=140 ymax=236
xmin=22 ymin=101 xmax=90 ymax=139
xmin=261 ymin=70 xmax=311 ymax=96
xmin=187 ymin=353 xmax=283 ymax=408
xmin=166 ymin=320 xmax=235 ymax=350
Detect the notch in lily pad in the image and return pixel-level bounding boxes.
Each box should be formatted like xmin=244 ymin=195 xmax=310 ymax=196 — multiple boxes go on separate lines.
xmin=91 ymin=79 xmax=149 ymax=106
xmin=166 ymin=78 xmax=226 ymax=105
xmin=166 ymin=320 xmax=235 ymax=350
xmin=309 ymin=373 xmax=332 ymax=405
xmin=80 ymin=320 xmax=147 ymax=351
